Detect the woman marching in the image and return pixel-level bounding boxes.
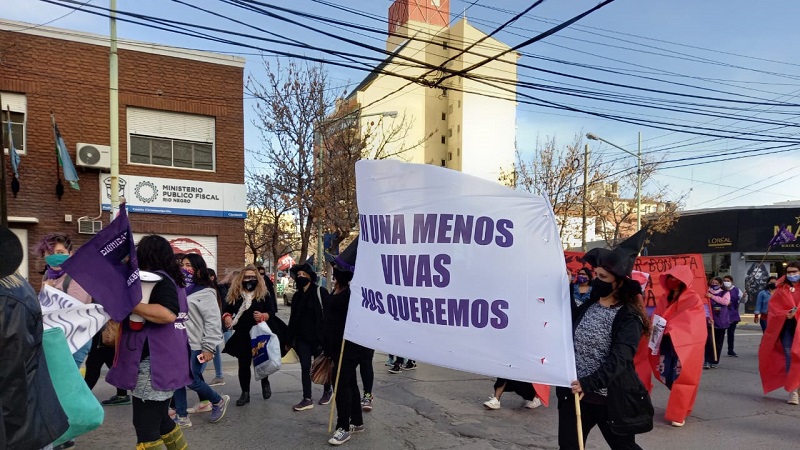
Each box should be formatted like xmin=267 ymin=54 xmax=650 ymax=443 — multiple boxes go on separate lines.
xmin=759 ymin=261 xmax=800 ymax=404
xmin=640 ymin=265 xmax=706 ymax=427
xmin=222 ymin=265 xmax=275 ymax=407
xmin=557 ymin=231 xmax=652 ymax=450
xmin=755 ymin=276 xmax=778 ymax=333
xmin=704 ymin=277 xmax=730 ymax=369
xmin=106 ymin=235 xmax=192 ymax=450
xmin=323 ymin=240 xmax=375 ymax=445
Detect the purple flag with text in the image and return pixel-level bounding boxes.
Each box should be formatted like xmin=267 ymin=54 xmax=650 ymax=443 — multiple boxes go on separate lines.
xmin=61 ymin=205 xmax=142 ymax=322
xmin=768 ymin=224 xmax=797 ymax=249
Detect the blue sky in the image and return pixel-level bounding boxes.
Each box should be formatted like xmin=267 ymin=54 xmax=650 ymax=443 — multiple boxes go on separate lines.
xmin=2 ymin=0 xmax=799 ymax=210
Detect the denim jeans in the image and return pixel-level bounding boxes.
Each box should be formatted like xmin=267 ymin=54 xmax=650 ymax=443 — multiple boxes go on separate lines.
xmin=173 ymin=350 xmax=222 ymax=416
xmin=212 ymin=330 xmax=231 ymax=379
xmin=781 ymin=325 xmax=795 ymax=373
xmin=72 ymin=339 xmax=92 ymax=367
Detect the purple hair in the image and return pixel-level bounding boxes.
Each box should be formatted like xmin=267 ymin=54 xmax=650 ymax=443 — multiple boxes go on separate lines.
xmin=33 ymin=233 xmax=72 ymax=257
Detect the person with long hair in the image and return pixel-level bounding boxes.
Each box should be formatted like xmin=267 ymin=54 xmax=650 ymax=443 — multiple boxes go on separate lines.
xmin=222 ymin=265 xmax=275 ymax=407
xmin=639 ymin=265 xmax=706 ymax=427
xmin=106 ymin=235 xmax=191 ymax=450
xmin=704 ymin=277 xmax=730 ymax=369
xmin=755 ymin=276 xmax=778 ymax=333
xmin=572 ymin=267 xmax=593 ymax=306
xmin=207 ymin=268 xmax=227 ymax=387
xmin=557 ymin=233 xmax=652 ymax=450
xmin=172 ymin=254 xmax=229 ymax=426
xmin=759 ymin=261 xmax=800 ymax=404
xmin=287 ymin=262 xmax=332 ymax=411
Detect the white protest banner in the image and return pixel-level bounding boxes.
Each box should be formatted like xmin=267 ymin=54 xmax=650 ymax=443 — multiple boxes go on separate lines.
xmin=39 ymin=285 xmax=109 ymax=354
xmin=344 ymin=160 xmax=577 ymax=386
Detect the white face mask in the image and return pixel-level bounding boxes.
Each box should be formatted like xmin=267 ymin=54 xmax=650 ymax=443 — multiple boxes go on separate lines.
xmin=723 ymin=281 xmax=732 ymax=289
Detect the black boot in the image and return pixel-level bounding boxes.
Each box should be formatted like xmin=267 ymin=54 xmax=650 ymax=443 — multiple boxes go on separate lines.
xmin=236 ymin=392 xmax=250 ymax=406
xmin=261 ymin=378 xmax=272 ymax=400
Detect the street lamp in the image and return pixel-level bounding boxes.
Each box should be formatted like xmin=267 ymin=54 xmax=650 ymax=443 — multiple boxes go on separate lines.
xmin=585 ymin=132 xmax=643 ymax=231
xmin=314 ymin=110 xmax=398 ymax=274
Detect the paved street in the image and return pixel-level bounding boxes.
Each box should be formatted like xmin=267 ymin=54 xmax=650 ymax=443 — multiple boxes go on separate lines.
xmin=79 ymin=317 xmax=799 ymax=449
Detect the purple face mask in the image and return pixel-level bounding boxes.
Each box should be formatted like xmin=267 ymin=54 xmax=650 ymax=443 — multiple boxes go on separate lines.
xmin=576 ymin=276 xmax=589 ymax=284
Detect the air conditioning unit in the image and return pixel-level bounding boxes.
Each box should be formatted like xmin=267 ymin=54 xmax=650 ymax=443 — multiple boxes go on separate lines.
xmin=77 ymin=217 xmax=103 ymax=235
xmin=76 ymin=143 xmax=111 ymax=169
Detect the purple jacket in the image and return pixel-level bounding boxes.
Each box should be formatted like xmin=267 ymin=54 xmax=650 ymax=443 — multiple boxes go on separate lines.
xmin=107 ymin=272 xmax=191 ymax=391
xmin=727 ymin=287 xmax=742 ymax=323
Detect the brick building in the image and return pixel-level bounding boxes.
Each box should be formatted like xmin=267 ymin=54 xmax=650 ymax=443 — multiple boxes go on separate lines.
xmin=0 ymin=19 xmax=246 ymax=281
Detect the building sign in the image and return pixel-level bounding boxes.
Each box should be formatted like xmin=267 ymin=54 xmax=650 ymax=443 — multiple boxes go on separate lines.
xmin=133 ymin=233 xmax=218 ymax=272
xmin=101 ymin=174 xmax=246 ymax=218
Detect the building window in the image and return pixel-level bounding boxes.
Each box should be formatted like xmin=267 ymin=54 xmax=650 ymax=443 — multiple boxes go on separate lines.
xmin=441 ymin=159 xmax=446 ymax=167
xmin=448 ymin=128 xmax=453 ymax=137
xmin=448 ymin=104 xmax=453 ymax=114
xmin=458 ymin=100 xmax=461 ymax=108
xmin=1 ymin=92 xmax=26 ymax=154
xmin=441 ymin=112 xmax=446 ymax=120
xmin=127 ymin=107 xmax=215 ymax=171
xmin=442 ymin=41 xmax=448 ymax=50
xmin=457 ymin=125 xmax=460 ymax=133
xmin=457 ymin=148 xmax=460 ymax=156
xmin=448 ymin=152 xmax=452 ymax=161
xmin=130 ymin=135 xmax=213 ymax=170
xmin=441 ymin=135 xmax=446 ymax=144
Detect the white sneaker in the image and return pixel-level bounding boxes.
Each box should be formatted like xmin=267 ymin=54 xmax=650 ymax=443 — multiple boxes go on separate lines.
xmin=187 ymin=400 xmax=212 ymax=414
xmin=671 ymin=420 xmax=686 ymax=427
xmin=483 ymin=396 xmax=501 ymax=410
xmin=328 ymin=428 xmax=351 ymax=445
xmin=524 ymin=397 xmax=542 ymax=409
xmin=788 ymin=391 xmax=799 ymax=405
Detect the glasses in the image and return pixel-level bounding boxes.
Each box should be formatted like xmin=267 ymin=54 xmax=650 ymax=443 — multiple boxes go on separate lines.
xmin=243 ymin=276 xmax=258 ymax=281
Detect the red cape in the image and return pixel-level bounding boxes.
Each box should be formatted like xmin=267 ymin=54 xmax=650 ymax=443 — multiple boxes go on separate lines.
xmin=758 ymin=279 xmax=800 ymax=393
xmin=635 ymin=266 xmax=706 ymax=422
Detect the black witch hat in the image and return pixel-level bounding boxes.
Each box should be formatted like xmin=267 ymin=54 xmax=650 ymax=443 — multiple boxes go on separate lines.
xmin=0 ymin=225 xmax=23 ymax=278
xmin=331 ymin=239 xmax=358 ymax=272
xmin=583 ymin=227 xmax=648 ymax=279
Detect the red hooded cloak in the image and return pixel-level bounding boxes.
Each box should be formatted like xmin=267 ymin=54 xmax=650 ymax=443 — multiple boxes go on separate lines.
xmin=758 ymin=276 xmax=800 ymax=394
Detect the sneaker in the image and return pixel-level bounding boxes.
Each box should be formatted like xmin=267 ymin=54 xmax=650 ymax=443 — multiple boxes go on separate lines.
xmin=209 ymin=395 xmax=230 ymax=423
xmin=101 ymin=394 xmax=131 ymax=406
xmin=293 ymin=398 xmax=314 ymax=411
xmin=361 ymin=393 xmax=373 ymax=412
xmin=402 ymin=361 xmax=417 ymax=370
xmin=483 ymin=396 xmax=501 ymax=410
xmin=703 ymin=362 xmax=711 ymax=370
xmin=319 ymin=390 xmax=333 ymax=405
xmin=728 ymin=352 xmax=738 ymax=358
xmin=671 ymin=420 xmax=686 ymax=427
xmin=174 ymin=415 xmax=192 ymax=428
xmin=187 ymin=400 xmax=212 ymax=414
xmin=788 ymin=391 xmax=799 ymax=405
xmin=524 ymin=397 xmax=542 ymax=409
xmin=350 ymin=424 xmax=365 ymax=433
xmin=384 ymin=356 xmax=395 ymax=367
xmin=388 ymin=363 xmax=402 ymax=374
xmin=710 ymin=364 xmax=718 ymax=369
xmin=209 ymin=377 xmax=226 ymax=387
xmin=328 ymin=427 xmax=351 ymax=445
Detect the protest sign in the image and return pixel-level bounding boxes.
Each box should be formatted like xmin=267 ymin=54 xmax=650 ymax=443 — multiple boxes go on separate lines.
xmin=39 ymin=285 xmax=109 ymax=354
xmin=634 ymin=254 xmax=706 ymax=311
xmin=62 ymin=204 xmax=142 ymax=322
xmin=344 ymin=160 xmax=576 ymax=387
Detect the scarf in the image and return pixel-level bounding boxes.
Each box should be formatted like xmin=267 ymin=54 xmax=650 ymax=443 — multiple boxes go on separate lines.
xmin=231 ymin=292 xmax=254 ymax=328
xmin=45 ymin=266 xmax=65 ymax=281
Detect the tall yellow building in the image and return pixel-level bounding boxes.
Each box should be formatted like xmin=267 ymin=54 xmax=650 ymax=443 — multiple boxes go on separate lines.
xmin=346 ymin=0 xmax=519 ymax=182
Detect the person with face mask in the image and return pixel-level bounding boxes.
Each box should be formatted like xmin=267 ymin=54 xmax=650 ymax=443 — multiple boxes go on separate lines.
xmin=572 ymin=268 xmax=593 ymax=306
xmin=759 ymin=261 xmax=800 ymax=405
xmin=637 ymin=266 xmax=706 ymax=427
xmin=755 ymin=276 xmax=778 ymax=333
xmin=287 ymin=262 xmax=332 ymax=411
xmin=704 ymin=277 xmax=730 ymax=369
xmin=222 ymin=265 xmax=275 ymax=407
xmin=723 ymin=275 xmax=744 ymax=357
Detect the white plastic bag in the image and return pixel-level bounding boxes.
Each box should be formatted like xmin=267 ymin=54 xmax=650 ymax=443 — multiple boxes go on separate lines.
xmin=250 ymin=322 xmax=282 ymax=380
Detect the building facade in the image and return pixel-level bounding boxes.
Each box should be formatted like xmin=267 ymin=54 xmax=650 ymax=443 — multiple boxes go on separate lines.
xmin=346 ymin=0 xmax=518 ymax=183
xmin=0 ymin=19 xmax=246 ymax=280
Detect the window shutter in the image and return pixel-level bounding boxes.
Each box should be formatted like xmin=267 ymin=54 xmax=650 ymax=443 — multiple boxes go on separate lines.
xmin=0 ymin=92 xmax=27 ymax=113
xmin=127 ymin=107 xmax=214 ymax=143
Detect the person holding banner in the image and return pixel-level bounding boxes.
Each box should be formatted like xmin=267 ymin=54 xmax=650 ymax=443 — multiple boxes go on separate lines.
xmin=287 ymin=262 xmax=332 ymax=411
xmin=755 ymin=276 xmax=777 ymax=333
xmin=172 ymin=254 xmax=230 ymax=426
xmin=704 ymin=277 xmax=730 ymax=369
xmin=222 ymin=266 xmax=276 ymax=407
xmin=640 ymin=265 xmax=706 ymax=427
xmin=35 ymin=233 xmax=93 ymax=366
xmin=759 ymin=261 xmax=800 ymax=405
xmin=105 ymin=235 xmax=191 ymax=450
xmin=558 ymin=236 xmax=652 ymax=450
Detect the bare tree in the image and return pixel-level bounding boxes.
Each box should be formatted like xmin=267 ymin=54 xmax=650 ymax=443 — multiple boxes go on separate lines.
xmin=244 ymin=169 xmax=299 ymax=267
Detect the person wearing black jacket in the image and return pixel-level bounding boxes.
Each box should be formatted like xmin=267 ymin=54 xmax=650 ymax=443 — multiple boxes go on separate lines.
xmin=223 ymin=266 xmax=275 ymax=407
xmin=0 ymin=225 xmax=69 ymax=450
xmin=557 ymin=232 xmax=653 ymax=450
xmin=287 ymin=262 xmax=332 ymax=411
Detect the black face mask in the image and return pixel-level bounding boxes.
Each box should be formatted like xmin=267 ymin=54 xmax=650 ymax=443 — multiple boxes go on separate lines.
xmin=242 ymin=280 xmax=258 ymax=292
xmin=295 ymin=276 xmax=311 ymax=289
xmin=592 ymin=278 xmax=616 ymax=298
xmin=768 ymin=282 xmax=777 ymax=290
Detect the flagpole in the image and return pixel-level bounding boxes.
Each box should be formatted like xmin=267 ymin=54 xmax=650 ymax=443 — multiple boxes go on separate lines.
xmin=0 ymin=105 xmax=7 ymax=227
xmin=109 ymin=0 xmax=120 ymax=220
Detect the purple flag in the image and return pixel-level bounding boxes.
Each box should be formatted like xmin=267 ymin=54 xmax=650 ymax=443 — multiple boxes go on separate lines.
xmin=62 ymin=205 xmax=142 ymax=322
xmin=768 ymin=224 xmax=797 ymax=249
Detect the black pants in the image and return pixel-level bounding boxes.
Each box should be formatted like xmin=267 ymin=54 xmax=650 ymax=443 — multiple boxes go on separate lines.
xmin=705 ymin=326 xmax=726 ymax=364
xmin=334 ymin=358 xmax=364 ymax=431
xmin=132 ymin=397 xmax=177 ymax=443
xmin=84 ymin=337 xmax=126 ymax=397
xmin=727 ymin=321 xmax=739 ymax=353
xmin=295 ymin=339 xmax=331 ymax=399
xmin=237 ymin=355 xmax=269 ymax=394
xmin=359 ymin=353 xmax=374 ymax=394
xmin=557 ymin=389 xmax=641 ymax=450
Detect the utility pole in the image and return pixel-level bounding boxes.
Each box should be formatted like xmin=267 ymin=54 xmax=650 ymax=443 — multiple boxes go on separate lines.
xmin=0 ymin=107 xmax=6 ymax=227
xmin=581 ymin=143 xmax=588 ymax=251
xmin=636 ymin=131 xmax=642 ymax=231
xmin=109 ymin=0 xmax=120 ymax=219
